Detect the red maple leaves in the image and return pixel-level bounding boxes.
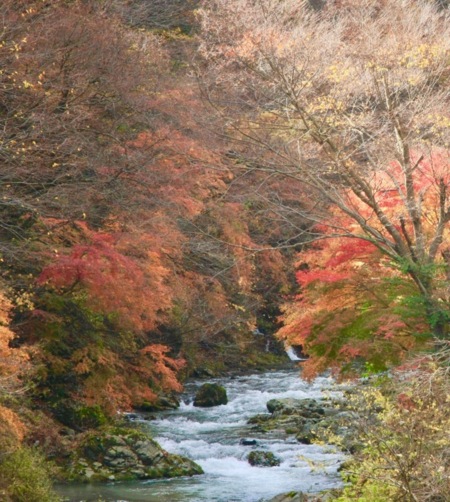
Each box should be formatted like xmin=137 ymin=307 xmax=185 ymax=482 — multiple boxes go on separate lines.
xmin=277 ymin=151 xmax=450 ymax=378
xmin=38 ymin=228 xmax=171 ymax=332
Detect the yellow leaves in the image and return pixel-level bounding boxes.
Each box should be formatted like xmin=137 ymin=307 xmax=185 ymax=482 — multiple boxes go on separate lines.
xmin=10 ymin=42 xmax=21 ymax=53
xmin=305 ymin=96 xmax=346 ymax=129
xmin=426 ymin=113 xmax=450 ymax=138
xmin=159 ymin=27 xmax=192 ymax=42
xmin=337 ymin=362 xmax=450 ymax=500
xmin=326 ymin=63 xmax=354 ymax=84
xmin=22 ymin=7 xmax=36 ymax=17
xmin=365 ymin=61 xmax=389 ymax=73
xmin=0 ymin=301 xmax=12 ymax=334
xmin=400 ymin=43 xmax=445 ymax=69
xmin=307 ymin=95 xmax=344 ymax=114
xmin=406 ymin=75 xmax=421 ymax=86
xmin=14 ymin=291 xmax=35 ymax=311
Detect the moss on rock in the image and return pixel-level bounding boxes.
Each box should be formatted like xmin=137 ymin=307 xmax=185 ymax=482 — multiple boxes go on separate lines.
xmin=63 ymin=426 xmax=203 ymax=483
xmin=193 ymin=383 xmax=228 ymax=407
xmin=247 ymin=450 xmax=281 ymax=467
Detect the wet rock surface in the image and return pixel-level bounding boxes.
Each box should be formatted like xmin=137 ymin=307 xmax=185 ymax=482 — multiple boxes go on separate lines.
xmin=268 ymin=489 xmax=342 ymax=502
xmin=55 ymin=370 xmax=348 ymax=500
xmin=64 ymin=427 xmax=203 ymax=482
xmin=240 ymin=438 xmax=258 ymax=446
xmin=193 ymin=383 xmax=228 ymax=407
xmin=249 ymin=396 xmax=359 ymax=454
xmin=134 ymin=395 xmax=180 ymax=412
xmin=247 ymin=450 xmax=281 ymax=467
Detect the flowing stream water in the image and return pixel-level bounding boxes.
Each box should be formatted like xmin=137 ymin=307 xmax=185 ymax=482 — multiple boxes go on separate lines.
xmin=58 ymin=368 xmax=344 ymax=502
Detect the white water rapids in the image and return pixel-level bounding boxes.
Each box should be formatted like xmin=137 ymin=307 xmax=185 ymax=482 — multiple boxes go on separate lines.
xmin=58 ymin=369 xmax=344 ymax=502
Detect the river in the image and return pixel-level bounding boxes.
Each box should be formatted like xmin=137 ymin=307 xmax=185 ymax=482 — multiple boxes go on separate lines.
xmin=58 ymin=368 xmax=344 ymax=502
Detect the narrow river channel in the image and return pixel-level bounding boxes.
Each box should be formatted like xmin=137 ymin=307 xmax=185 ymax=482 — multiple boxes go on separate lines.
xmin=58 ymin=369 xmax=344 ymax=502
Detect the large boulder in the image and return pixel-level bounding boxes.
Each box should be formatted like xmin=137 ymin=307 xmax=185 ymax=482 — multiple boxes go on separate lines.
xmin=193 ymin=383 xmax=228 ymax=407
xmin=247 ymin=450 xmax=281 ymax=467
xmin=64 ymin=427 xmax=203 ymax=482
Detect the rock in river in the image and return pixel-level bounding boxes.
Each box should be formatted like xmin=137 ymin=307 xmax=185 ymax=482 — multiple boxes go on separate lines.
xmin=248 ymin=397 xmax=360 ymax=453
xmin=247 ymin=450 xmax=281 ymax=467
xmin=193 ymin=383 xmax=228 ymax=407
xmin=64 ymin=427 xmax=203 ymax=482
xmin=240 ymin=438 xmax=258 ymax=446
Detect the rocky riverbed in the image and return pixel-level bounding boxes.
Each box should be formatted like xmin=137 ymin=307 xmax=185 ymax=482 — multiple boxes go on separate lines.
xmin=246 ymin=395 xmax=361 ymax=502
xmin=249 ymin=395 xmax=359 ymax=453
xmin=56 ymin=370 xmax=351 ymax=501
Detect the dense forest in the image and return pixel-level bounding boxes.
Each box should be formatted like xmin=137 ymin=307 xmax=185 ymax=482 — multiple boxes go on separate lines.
xmin=1 ymin=0 xmax=450 ymax=500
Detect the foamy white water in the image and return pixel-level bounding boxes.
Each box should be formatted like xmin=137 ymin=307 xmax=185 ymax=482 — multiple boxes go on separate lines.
xmin=57 ymin=369 xmax=344 ymax=502
xmin=285 ymin=346 xmax=303 ymax=361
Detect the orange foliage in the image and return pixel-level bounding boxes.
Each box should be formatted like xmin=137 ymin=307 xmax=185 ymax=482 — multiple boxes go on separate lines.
xmin=121 ymin=126 xmax=227 ymax=219
xmin=277 ymin=150 xmax=450 ymax=378
xmin=80 ymin=344 xmax=184 ymax=411
xmin=38 ymin=224 xmax=172 ymax=332
xmin=0 ymin=406 xmax=26 ymax=442
xmin=0 ymin=0 xmax=301 ymax=429
xmin=278 ymin=233 xmax=425 ymax=378
xmin=0 ymin=287 xmax=29 ymax=385
xmin=0 ymin=288 xmax=28 ymax=450
xmin=0 ymin=405 xmax=26 ymax=452
xmin=140 ymin=344 xmax=185 ymax=393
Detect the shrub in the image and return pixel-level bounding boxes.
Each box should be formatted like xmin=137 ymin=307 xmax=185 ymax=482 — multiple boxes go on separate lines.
xmin=0 ymin=447 xmax=60 ymax=502
xmin=337 ymin=352 xmax=450 ymax=502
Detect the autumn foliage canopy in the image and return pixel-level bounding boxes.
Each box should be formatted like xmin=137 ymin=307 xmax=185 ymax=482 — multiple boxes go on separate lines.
xmin=199 ymin=0 xmax=450 ymax=375
xmin=278 ymin=150 xmax=450 ymax=377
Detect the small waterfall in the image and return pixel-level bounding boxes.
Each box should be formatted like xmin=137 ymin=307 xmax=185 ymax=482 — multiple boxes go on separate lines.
xmin=285 ymin=345 xmax=302 ymax=361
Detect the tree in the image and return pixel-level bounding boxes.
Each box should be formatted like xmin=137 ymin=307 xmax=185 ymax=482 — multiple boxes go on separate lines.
xmin=278 ymin=217 xmax=431 ymax=378
xmin=0 ymin=0 xmax=193 ymax=414
xmin=335 ymin=356 xmax=450 ymax=501
xmin=0 ymin=0 xmax=166 ymax=262
xmin=37 ymin=223 xmax=173 ymax=332
xmin=199 ymin=0 xmax=450 ymax=343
